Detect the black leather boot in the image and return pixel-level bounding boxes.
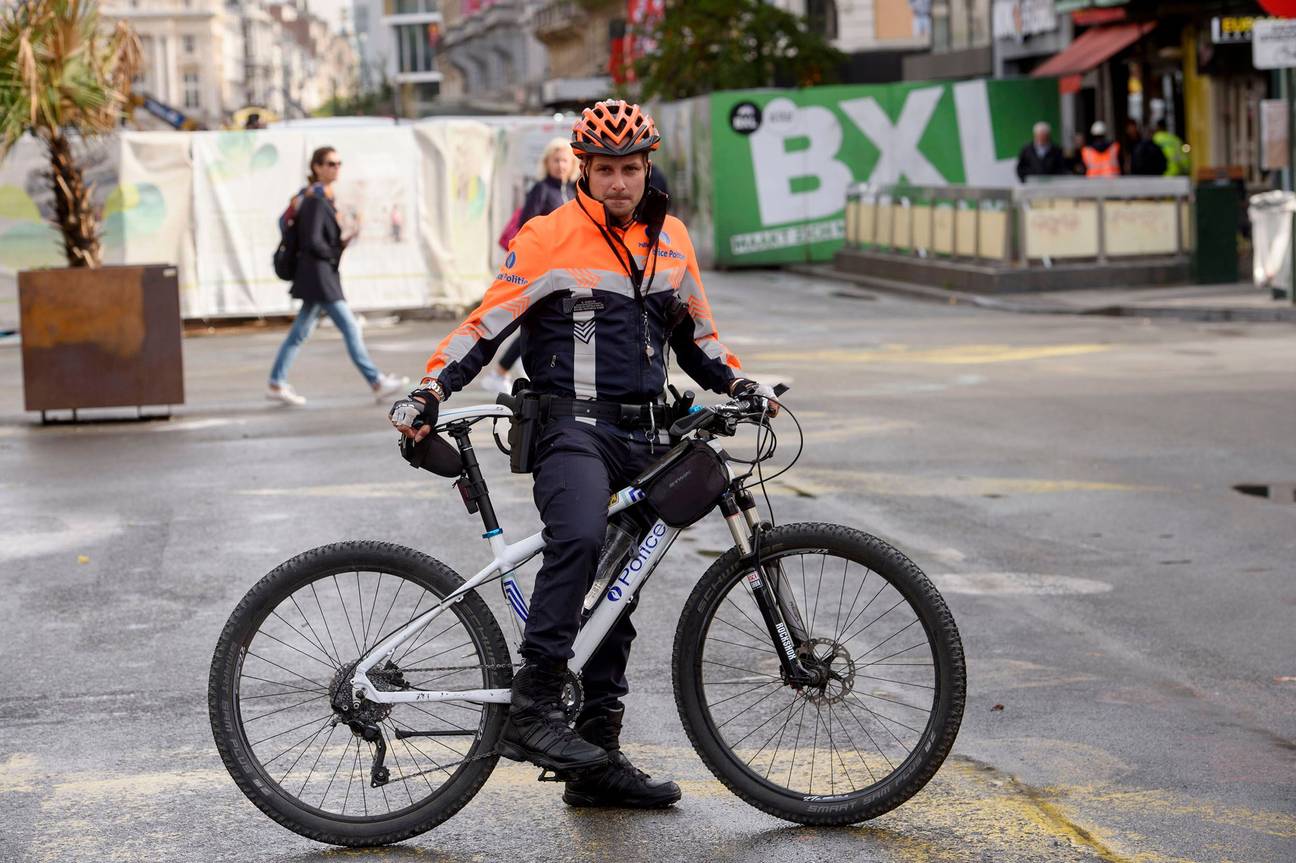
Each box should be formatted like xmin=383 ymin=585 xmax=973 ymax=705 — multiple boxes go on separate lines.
xmin=498 ymin=661 xmax=609 ymax=774
xmin=562 ymin=706 xmax=682 ymax=808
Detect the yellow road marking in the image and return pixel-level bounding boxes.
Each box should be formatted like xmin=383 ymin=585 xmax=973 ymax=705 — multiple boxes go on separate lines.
xmin=9 ymin=747 xmax=1293 ymax=862
xmin=780 ymin=467 xmax=1155 ymax=498
xmin=753 ymin=343 xmax=1111 ymax=365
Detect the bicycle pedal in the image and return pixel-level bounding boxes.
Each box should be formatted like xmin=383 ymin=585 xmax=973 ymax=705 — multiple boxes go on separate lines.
xmin=537 ymin=768 xmax=564 ymax=783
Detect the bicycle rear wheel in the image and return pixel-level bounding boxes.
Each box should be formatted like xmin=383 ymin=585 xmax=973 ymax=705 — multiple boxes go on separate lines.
xmin=673 ymin=523 xmax=965 ymax=825
xmin=208 ymin=541 xmax=511 ymax=847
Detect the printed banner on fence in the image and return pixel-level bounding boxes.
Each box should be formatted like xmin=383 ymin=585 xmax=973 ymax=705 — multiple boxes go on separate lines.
xmin=706 ymin=78 xmax=1059 ymax=266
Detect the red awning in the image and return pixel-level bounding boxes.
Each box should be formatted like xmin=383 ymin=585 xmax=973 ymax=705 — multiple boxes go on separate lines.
xmin=1031 ymin=22 xmax=1155 ymax=79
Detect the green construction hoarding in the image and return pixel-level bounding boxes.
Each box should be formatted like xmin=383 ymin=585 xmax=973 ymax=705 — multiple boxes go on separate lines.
xmin=665 ymin=77 xmax=1060 ymax=267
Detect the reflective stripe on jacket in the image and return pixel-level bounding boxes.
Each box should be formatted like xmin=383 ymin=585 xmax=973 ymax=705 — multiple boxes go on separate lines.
xmin=1082 ymin=143 xmax=1120 ymax=177
xmin=1153 ymin=131 xmax=1188 ymax=176
xmin=423 ymin=183 xmax=741 ymax=405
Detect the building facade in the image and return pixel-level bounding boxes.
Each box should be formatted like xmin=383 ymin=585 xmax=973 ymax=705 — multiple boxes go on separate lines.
xmin=103 ymin=0 xmax=355 ymax=127
xmin=103 ymin=0 xmax=234 ymax=126
xmin=437 ymin=0 xmax=547 ymax=112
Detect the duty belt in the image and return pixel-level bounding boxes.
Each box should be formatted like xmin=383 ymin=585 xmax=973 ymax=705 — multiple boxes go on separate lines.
xmin=545 ymin=397 xmax=671 ymax=429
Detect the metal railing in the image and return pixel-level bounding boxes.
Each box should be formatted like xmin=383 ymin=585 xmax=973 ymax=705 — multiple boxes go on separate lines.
xmin=844 ymin=177 xmax=1194 ymax=266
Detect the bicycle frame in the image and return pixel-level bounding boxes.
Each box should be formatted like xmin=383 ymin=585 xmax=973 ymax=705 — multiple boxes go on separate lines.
xmin=350 ymin=403 xmax=683 ymax=707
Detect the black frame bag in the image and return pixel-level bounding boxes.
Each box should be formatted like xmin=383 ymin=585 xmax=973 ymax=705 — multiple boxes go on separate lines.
xmin=640 ymin=440 xmax=729 ymax=528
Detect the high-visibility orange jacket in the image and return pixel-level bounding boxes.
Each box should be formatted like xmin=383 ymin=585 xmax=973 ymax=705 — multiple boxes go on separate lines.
xmin=1082 ymin=142 xmax=1120 ymax=177
xmin=423 ymin=183 xmax=741 ymax=406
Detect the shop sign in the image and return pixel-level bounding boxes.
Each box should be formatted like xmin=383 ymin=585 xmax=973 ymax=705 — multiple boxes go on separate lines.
xmin=992 ymin=0 xmax=1059 ymax=42
xmin=1211 ymin=16 xmax=1274 ymax=44
xmin=1253 ymin=18 xmax=1296 ymax=69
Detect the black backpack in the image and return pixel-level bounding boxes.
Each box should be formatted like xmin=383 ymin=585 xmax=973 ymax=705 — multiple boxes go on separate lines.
xmin=272 ymin=195 xmax=301 ymax=281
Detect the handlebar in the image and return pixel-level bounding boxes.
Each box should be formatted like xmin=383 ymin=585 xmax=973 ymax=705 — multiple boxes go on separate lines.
xmin=667 ymin=382 xmax=789 ymax=439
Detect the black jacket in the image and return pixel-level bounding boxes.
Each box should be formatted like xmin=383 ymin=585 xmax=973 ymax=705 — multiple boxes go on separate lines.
xmin=519 ymin=176 xmax=576 ymax=228
xmin=1016 ymin=143 xmax=1066 ymax=182
xmin=291 ymin=192 xmax=345 ymax=304
xmin=1130 ymin=137 xmax=1168 ymax=176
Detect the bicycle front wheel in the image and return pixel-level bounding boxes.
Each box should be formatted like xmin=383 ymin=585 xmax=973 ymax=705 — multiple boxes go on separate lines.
xmin=208 ymin=541 xmax=511 ymax=847
xmin=673 ymin=523 xmax=965 ymax=825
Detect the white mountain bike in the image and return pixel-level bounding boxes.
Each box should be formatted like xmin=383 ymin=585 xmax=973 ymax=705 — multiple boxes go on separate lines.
xmin=208 ymin=387 xmax=966 ymax=846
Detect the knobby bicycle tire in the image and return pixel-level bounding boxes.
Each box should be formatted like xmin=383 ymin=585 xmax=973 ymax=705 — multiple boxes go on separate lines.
xmin=208 ymin=541 xmax=511 ymax=847
xmin=673 ymin=523 xmax=965 ymax=825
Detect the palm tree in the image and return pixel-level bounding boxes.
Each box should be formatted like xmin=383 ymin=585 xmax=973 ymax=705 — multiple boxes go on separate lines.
xmin=0 ymin=0 xmax=139 ymax=268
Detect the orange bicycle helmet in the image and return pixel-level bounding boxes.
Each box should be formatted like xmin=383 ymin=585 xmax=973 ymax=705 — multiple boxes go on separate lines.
xmin=571 ymin=100 xmax=661 ymax=157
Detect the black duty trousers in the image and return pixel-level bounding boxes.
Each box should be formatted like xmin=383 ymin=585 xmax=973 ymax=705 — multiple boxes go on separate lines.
xmin=522 ymin=417 xmax=661 ymax=716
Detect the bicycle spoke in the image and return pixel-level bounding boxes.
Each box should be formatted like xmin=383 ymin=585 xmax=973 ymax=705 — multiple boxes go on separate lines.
xmin=244 ymin=692 xmax=329 ymax=723
xmin=333 ymin=574 xmax=363 ymax=656
xmin=272 ymin=608 xmax=338 ymax=669
xmin=840 ymin=598 xmax=909 ymax=649
xmin=709 ymin=614 xmax=773 ymax=649
xmin=744 ymin=695 xmax=800 ymax=774
xmin=243 ymin=652 xmax=329 ymax=692
xmin=701 ymin=658 xmax=781 ymax=679
xmin=251 ymin=712 xmax=335 ymax=749
xmin=717 ymin=682 xmax=787 ymax=731
xmin=309 ymin=580 xmax=343 ymax=668
xmin=705 ymin=635 xmax=777 ymax=655
xmin=239 ymin=674 xmax=327 ymax=695
xmin=832 ymin=562 xmax=871 ymax=644
xmin=255 ymin=629 xmax=339 ymax=672
xmin=320 ymin=726 xmax=352 ymax=809
xmin=298 ymin=722 xmax=338 ymax=797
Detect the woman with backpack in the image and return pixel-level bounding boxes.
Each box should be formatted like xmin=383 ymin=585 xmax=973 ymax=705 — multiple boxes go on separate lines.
xmin=480 ymin=138 xmax=579 ymax=394
xmin=267 ymin=146 xmax=406 ymax=406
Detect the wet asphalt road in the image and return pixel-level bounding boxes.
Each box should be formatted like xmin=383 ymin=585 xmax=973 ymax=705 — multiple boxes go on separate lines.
xmin=1 ymin=270 xmax=1293 ymax=863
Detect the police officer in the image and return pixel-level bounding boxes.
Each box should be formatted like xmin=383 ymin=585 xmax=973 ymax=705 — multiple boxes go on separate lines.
xmin=389 ymin=100 xmax=774 ymax=809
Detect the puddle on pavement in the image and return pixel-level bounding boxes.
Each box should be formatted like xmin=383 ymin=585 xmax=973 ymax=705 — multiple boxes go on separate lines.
xmin=1234 ymin=483 xmax=1296 ymax=504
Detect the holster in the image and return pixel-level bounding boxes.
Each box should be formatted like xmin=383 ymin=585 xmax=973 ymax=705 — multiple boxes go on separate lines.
xmin=507 ymin=390 xmax=547 ymax=474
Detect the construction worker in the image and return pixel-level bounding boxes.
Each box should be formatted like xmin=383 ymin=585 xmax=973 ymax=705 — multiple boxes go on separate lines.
xmin=1153 ymin=120 xmax=1190 ymax=177
xmin=1082 ymin=122 xmax=1121 ymax=178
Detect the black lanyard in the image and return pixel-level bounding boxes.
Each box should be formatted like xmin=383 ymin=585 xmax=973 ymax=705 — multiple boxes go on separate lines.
xmin=575 ymin=194 xmax=660 ymax=299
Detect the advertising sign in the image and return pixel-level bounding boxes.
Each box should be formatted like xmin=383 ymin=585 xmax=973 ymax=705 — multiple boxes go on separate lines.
xmin=993 ymin=0 xmax=1059 ymax=42
xmin=706 ymin=78 xmax=1059 ymax=266
xmin=1253 ymin=18 xmax=1296 ymax=69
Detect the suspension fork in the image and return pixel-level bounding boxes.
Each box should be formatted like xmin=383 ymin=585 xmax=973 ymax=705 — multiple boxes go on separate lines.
xmin=734 ymin=489 xmax=810 ymax=646
xmin=719 ymin=491 xmax=814 ymax=687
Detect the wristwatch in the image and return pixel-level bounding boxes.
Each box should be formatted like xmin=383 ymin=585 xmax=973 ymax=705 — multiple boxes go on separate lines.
xmin=413 ymin=378 xmax=445 ymax=402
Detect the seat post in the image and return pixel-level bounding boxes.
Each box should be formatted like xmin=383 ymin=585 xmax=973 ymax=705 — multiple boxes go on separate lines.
xmin=447 ymin=423 xmax=500 ymax=537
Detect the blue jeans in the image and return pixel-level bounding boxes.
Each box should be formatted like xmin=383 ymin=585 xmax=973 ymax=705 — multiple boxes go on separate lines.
xmin=268 ymin=300 xmax=380 ymax=387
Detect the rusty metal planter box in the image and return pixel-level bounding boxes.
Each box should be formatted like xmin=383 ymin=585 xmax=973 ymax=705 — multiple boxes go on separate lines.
xmin=18 ymin=264 xmax=184 ymax=413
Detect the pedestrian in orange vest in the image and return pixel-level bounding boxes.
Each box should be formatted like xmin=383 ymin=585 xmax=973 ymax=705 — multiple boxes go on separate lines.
xmin=1082 ymin=121 xmax=1121 ymax=178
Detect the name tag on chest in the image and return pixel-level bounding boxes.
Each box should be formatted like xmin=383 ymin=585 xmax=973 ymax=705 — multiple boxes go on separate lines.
xmin=562 ymin=297 xmax=605 ymax=315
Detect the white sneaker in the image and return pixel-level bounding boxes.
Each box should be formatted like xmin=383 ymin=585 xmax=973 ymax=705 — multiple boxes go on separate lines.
xmin=479 ymin=368 xmax=511 ymax=395
xmin=267 ymin=383 xmax=306 ymax=406
xmin=373 ymin=373 xmax=409 ymax=402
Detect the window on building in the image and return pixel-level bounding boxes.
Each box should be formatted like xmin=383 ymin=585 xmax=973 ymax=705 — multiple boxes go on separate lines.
xmin=806 ymin=0 xmax=838 ymax=41
xmin=394 ymin=0 xmax=436 ymax=14
xmin=396 ymin=23 xmax=437 ymax=73
xmin=183 ymin=34 xmax=195 ymax=53
xmin=183 ymin=71 xmax=200 ymax=109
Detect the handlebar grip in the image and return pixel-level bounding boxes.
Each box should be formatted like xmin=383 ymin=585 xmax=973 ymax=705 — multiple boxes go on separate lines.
xmin=669 ymin=407 xmax=711 ymax=438
xmin=773 ymin=383 xmax=790 ymax=397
